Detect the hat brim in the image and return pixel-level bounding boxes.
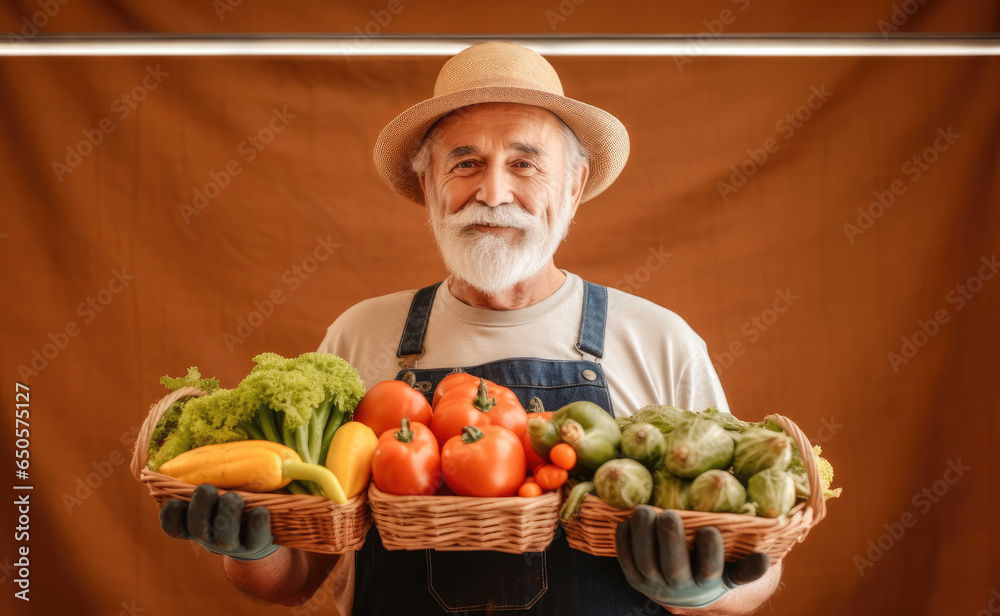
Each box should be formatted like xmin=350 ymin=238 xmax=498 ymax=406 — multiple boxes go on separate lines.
xmin=373 ymin=87 xmax=630 ymax=206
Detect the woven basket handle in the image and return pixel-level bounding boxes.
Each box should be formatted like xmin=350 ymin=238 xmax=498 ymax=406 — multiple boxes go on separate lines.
xmin=129 ymin=387 xmax=207 ymax=481
xmin=765 ymin=414 xmax=827 ymax=525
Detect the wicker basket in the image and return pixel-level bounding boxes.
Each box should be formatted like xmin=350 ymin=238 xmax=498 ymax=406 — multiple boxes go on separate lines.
xmin=130 ymin=387 xmax=371 ymax=554
xmin=561 ymin=414 xmax=828 ymax=562
xmin=368 ymin=483 xmax=561 ymax=555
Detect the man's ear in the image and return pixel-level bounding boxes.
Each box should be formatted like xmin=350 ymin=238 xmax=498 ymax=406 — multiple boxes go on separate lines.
xmin=570 ymin=163 xmax=590 ymax=210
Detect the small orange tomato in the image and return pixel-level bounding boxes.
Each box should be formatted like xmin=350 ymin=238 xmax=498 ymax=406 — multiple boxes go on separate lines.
xmin=533 ymin=464 xmax=569 ymax=492
xmin=518 ymin=480 xmax=543 ymax=498
xmin=548 ymin=443 xmax=578 ymax=471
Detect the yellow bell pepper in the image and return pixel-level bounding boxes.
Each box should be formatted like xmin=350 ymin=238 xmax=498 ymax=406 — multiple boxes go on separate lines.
xmin=325 ymin=422 xmax=379 ymax=499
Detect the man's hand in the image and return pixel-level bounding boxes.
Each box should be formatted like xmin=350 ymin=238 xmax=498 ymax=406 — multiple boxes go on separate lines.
xmin=616 ymin=506 xmax=770 ymax=609
xmin=160 ymin=484 xmax=278 ymax=561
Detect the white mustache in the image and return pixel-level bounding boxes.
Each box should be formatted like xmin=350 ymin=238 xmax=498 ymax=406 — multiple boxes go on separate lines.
xmin=446 ymin=204 xmax=538 ymax=230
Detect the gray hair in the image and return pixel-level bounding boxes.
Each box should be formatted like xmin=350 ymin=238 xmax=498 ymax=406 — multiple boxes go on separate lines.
xmin=410 ymin=110 xmax=589 ymax=193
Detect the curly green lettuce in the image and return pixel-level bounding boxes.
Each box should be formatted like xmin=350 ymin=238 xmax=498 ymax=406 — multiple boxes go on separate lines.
xmin=148 ymin=367 xmax=222 ymax=460
xmin=147 ymin=353 xmax=365 ymax=488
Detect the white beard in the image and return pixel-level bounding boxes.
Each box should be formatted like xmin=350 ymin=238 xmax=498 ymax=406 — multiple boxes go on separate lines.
xmin=428 ymin=188 xmax=574 ymax=296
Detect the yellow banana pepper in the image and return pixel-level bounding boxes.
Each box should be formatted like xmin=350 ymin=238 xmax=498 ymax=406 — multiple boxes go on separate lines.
xmin=159 ymin=440 xmax=346 ymax=503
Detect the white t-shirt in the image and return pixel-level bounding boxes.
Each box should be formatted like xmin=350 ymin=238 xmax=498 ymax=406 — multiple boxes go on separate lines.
xmin=318 ymin=272 xmax=729 ymax=416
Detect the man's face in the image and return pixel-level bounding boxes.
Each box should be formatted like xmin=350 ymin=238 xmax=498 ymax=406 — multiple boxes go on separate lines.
xmin=419 ymin=103 xmax=587 ymax=296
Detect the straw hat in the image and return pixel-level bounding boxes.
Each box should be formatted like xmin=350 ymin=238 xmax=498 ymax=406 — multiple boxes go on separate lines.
xmin=373 ymin=41 xmax=630 ymax=206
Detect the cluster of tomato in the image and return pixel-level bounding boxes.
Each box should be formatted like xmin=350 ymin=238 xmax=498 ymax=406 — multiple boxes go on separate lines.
xmin=352 ymin=373 xmax=576 ymax=498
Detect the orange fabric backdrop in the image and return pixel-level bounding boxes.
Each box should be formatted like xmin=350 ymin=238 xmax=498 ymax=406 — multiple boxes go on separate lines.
xmin=1 ymin=2 xmax=998 ymax=615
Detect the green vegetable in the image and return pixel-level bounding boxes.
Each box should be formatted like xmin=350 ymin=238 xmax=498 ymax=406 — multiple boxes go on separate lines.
xmin=593 ymin=458 xmax=653 ymax=510
xmin=814 ymin=447 xmax=842 ymax=498
xmin=148 ymin=367 xmax=222 ymax=459
xmin=619 ymin=405 xmax=750 ymax=436
xmin=747 ymin=468 xmax=796 ymax=518
xmin=159 ymin=366 xmax=221 ymax=394
xmin=699 ymin=407 xmax=752 ymax=433
xmin=663 ymin=418 xmax=735 ymax=479
xmin=620 ymin=422 xmax=666 ymax=470
xmin=617 ymin=404 xmax=693 ymax=434
xmin=234 ymin=352 xmax=364 ymax=466
xmin=147 ymin=352 xmax=365 ymax=498
xmin=732 ymin=428 xmax=792 ymax=484
xmin=552 ymin=401 xmax=621 ymax=472
xmin=689 ymin=469 xmax=747 ymax=513
xmin=787 ymin=443 xmax=842 ymax=500
xmin=651 ymin=470 xmax=691 ymax=510
xmin=559 ymin=480 xmax=595 ymax=521
xmin=527 ymin=415 xmax=561 ymax=459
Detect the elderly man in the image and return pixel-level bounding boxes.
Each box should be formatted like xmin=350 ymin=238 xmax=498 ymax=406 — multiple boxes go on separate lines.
xmin=160 ymin=42 xmax=781 ymax=615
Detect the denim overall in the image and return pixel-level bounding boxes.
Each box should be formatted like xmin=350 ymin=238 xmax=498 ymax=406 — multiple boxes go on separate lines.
xmin=353 ymin=281 xmax=653 ymax=614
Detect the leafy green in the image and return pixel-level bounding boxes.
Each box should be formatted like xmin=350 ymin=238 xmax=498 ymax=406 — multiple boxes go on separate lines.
xmin=158 ymin=366 xmax=220 ymax=394
xmin=786 ymin=443 xmax=842 ymax=500
xmin=147 ymin=352 xmax=365 ymax=494
xmin=619 ymin=405 xmax=751 ymax=435
xmin=148 ymin=367 xmax=221 ymax=459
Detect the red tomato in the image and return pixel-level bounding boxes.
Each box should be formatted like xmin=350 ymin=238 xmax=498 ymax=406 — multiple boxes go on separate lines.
xmin=432 ymin=372 xmax=481 ymax=408
xmin=548 ymin=443 xmax=578 ymax=471
xmin=371 ymin=418 xmax=441 ymax=496
xmin=353 ymin=380 xmax=432 ymax=436
xmin=441 ymin=425 xmax=526 ymax=497
xmin=523 ymin=437 xmax=548 ymax=472
xmin=518 ymin=480 xmax=543 ymax=498
xmin=533 ymin=464 xmax=569 ymax=491
xmin=431 ymin=378 xmax=528 ymax=443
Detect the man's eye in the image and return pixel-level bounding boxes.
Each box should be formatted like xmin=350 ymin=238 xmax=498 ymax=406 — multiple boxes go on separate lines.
xmin=455 ymin=161 xmax=476 ymax=169
xmin=514 ymin=161 xmax=533 ymax=169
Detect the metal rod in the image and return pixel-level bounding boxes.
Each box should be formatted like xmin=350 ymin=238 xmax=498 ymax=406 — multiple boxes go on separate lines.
xmin=1 ymin=33 xmax=999 ymax=57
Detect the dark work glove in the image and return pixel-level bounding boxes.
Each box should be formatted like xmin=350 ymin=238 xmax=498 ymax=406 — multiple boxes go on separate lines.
xmin=160 ymin=484 xmax=279 ymax=561
xmin=616 ymin=506 xmax=770 ymax=609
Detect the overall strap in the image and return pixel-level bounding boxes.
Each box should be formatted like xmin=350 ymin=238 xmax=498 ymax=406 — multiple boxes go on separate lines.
xmin=396 ymin=282 xmax=442 ymax=359
xmin=576 ymin=281 xmax=608 ymax=359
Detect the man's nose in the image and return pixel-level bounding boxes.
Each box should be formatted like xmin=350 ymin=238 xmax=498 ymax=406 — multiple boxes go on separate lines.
xmin=475 ymin=164 xmax=515 ymax=207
